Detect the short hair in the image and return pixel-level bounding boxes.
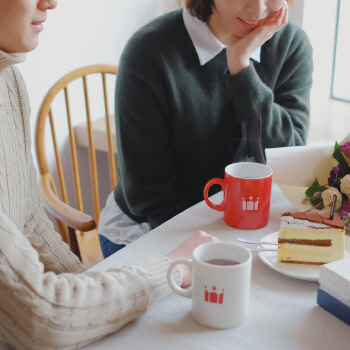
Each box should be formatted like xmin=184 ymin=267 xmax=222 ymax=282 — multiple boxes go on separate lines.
xmin=185 ymin=0 xmax=293 ymax=23
xmin=185 ymin=0 xmax=214 ymax=23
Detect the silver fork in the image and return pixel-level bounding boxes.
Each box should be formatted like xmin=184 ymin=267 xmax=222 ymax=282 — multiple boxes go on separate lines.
xmin=248 ymin=249 xmax=278 ymax=252
xmin=236 ymin=237 xmax=278 ymax=252
xmin=236 ymin=237 xmax=278 ymax=245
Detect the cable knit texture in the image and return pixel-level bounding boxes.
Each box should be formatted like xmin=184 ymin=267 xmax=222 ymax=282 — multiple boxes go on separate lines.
xmin=0 ymin=49 xmax=181 ymax=350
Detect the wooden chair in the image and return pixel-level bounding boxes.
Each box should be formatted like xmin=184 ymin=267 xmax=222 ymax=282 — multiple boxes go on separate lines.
xmin=35 ymin=64 xmax=118 ymax=262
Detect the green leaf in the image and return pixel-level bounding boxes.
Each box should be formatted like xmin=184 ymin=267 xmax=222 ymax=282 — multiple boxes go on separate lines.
xmin=333 ymin=177 xmax=342 ymax=185
xmin=305 ymin=179 xmax=326 ymax=210
xmin=333 ymin=142 xmax=347 ymax=164
xmin=305 ymin=179 xmax=328 ymax=197
xmin=309 ymin=197 xmax=324 ymax=209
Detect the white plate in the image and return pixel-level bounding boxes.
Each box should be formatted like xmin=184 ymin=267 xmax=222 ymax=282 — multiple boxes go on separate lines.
xmin=258 ymin=232 xmax=350 ymax=282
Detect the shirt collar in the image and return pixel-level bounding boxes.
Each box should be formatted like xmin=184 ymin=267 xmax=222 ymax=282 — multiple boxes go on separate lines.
xmin=0 ymin=49 xmax=26 ymax=75
xmin=183 ymin=8 xmax=261 ymax=66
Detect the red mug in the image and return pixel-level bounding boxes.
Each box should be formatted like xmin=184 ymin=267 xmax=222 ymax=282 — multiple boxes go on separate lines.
xmin=204 ymin=162 xmax=273 ymax=230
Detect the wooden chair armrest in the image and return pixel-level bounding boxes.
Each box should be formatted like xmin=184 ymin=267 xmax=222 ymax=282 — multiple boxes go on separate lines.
xmin=39 ymin=173 xmax=96 ymax=232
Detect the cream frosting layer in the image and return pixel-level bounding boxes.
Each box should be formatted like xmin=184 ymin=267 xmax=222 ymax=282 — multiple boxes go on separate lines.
xmin=280 ymin=215 xmax=329 ymax=229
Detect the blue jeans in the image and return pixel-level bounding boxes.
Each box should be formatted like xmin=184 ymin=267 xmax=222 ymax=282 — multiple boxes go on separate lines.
xmin=99 ymin=234 xmax=126 ymax=258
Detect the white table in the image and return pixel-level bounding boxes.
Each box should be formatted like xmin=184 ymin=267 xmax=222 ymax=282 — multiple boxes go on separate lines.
xmin=1 ymin=184 xmax=349 ymax=350
xmin=83 ymin=184 xmax=350 ymax=350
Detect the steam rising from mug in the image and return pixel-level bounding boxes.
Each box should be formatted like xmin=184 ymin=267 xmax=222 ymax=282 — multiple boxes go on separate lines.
xmin=232 ymin=106 xmax=265 ymax=165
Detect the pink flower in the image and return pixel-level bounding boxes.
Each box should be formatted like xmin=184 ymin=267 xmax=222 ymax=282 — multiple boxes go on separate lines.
xmin=340 ymin=142 xmax=350 ymax=158
xmin=343 ymin=200 xmax=350 ymax=213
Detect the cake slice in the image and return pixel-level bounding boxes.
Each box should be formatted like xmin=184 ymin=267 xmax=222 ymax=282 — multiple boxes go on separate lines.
xmin=277 ymin=212 xmax=345 ymax=265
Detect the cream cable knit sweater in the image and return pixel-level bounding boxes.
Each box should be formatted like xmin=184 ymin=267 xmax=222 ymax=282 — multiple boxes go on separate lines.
xmin=0 ymin=50 xmax=181 ymax=350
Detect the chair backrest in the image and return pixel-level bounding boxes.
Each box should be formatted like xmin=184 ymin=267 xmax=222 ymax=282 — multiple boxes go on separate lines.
xmin=35 ymin=64 xmax=118 ymax=232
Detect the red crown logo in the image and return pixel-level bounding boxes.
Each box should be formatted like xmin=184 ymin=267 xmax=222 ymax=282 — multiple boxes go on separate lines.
xmin=242 ymin=196 xmax=259 ymax=210
xmin=204 ymin=286 xmax=224 ymax=304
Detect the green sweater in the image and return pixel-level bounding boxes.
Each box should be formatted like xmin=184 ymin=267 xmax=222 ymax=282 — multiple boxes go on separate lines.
xmin=114 ymin=9 xmax=313 ymax=229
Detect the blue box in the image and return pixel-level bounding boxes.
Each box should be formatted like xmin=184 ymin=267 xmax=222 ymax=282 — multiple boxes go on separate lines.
xmin=317 ymin=288 xmax=350 ymax=326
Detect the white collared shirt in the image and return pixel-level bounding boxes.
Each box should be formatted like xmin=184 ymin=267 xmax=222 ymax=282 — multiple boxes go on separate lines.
xmin=182 ymin=8 xmax=261 ymax=66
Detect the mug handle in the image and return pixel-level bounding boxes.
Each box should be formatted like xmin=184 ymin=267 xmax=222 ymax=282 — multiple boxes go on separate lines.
xmin=167 ymin=258 xmax=192 ymax=298
xmin=203 ymin=178 xmax=226 ymax=211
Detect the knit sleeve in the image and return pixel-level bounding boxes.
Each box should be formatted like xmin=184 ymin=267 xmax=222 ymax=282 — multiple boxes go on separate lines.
xmin=0 ymin=211 xmax=181 ymax=350
xmin=23 ymin=152 xmax=86 ymax=274
xmin=13 ymin=67 xmax=85 ymax=275
xmin=226 ymin=23 xmax=313 ymax=150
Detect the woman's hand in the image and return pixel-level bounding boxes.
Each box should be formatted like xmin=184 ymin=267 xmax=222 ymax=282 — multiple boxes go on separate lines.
xmin=166 ymin=230 xmax=219 ymax=287
xmin=227 ymin=2 xmax=288 ymax=75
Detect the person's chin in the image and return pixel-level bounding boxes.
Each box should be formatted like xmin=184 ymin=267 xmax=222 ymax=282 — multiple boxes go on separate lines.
xmin=23 ymin=38 xmax=40 ymax=53
xmin=232 ymin=29 xmax=252 ymax=40
xmin=8 ymin=39 xmax=39 ymax=54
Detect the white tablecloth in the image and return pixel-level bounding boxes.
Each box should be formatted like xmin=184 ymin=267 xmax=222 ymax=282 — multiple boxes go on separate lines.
xmin=2 ymin=184 xmax=350 ymax=349
xmin=84 ymin=184 xmax=350 ymax=350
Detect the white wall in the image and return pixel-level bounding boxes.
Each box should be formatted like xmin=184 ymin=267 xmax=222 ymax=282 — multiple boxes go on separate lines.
xmin=16 ymin=0 xmax=308 ymax=220
xmin=19 ymin=0 xmax=181 ymax=158
xmin=17 ymin=0 xmax=181 ymax=219
xmin=331 ymin=0 xmax=350 ymax=101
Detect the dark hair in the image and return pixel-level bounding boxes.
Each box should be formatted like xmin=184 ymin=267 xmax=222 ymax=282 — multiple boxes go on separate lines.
xmin=185 ymin=0 xmax=215 ymax=23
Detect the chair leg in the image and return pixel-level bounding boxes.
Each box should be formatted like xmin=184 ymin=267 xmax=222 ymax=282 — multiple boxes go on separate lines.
xmin=67 ymin=226 xmax=82 ymax=261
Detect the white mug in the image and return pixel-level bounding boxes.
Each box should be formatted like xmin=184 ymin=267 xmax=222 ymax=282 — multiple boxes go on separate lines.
xmin=167 ymin=242 xmax=252 ymax=329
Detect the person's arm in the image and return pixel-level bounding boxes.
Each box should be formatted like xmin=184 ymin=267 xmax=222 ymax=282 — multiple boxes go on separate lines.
xmin=16 ymin=63 xmax=85 ymax=274
xmin=24 ymin=151 xmax=86 ymax=274
xmin=0 ymin=213 xmax=216 ymax=350
xmin=226 ymin=4 xmax=312 ymax=149
xmin=227 ymin=41 xmax=313 ymax=149
xmin=115 ymin=62 xmax=193 ymax=228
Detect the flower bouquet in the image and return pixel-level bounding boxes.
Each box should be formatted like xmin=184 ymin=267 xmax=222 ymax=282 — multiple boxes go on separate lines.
xmin=305 ymin=142 xmax=350 ymax=228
